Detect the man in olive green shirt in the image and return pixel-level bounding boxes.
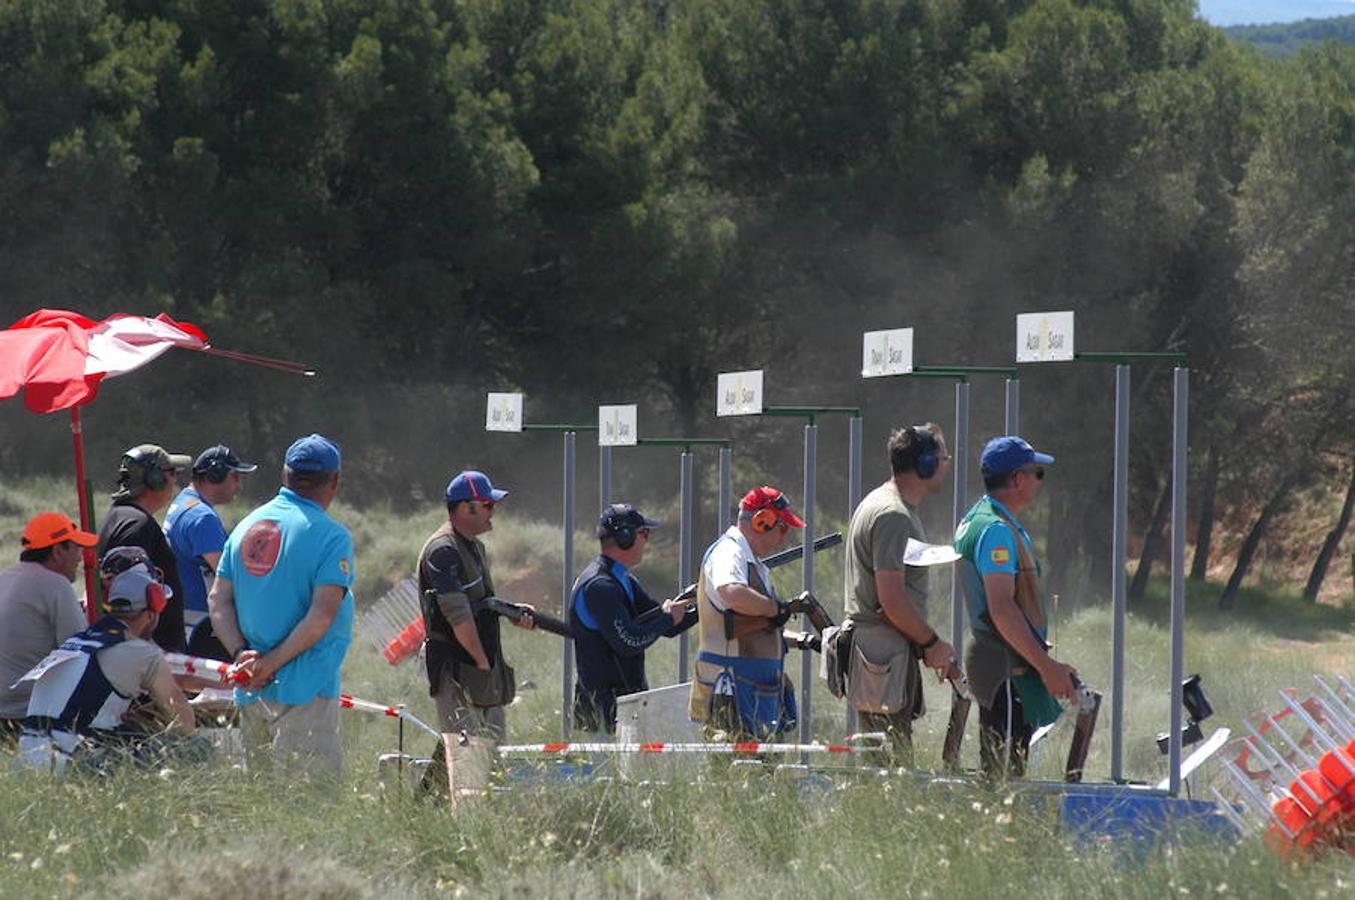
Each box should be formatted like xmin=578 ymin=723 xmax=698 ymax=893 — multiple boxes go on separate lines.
xmin=842 ymin=424 xmax=956 ymax=765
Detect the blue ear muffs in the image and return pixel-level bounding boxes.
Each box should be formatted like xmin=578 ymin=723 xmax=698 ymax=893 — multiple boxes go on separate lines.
xmin=912 ymin=426 xmax=939 ymax=480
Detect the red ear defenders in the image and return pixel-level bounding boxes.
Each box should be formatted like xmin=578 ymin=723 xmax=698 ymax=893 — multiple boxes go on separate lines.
xmin=750 ymin=493 xmax=790 ymax=533
xmin=146 ymin=581 xmax=167 ymax=615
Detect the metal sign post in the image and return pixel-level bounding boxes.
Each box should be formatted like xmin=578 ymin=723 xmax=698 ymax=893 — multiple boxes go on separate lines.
xmin=1018 ymin=313 xmax=1189 ymax=787
xmin=620 ymin=437 xmax=733 ymax=683
xmin=487 ymin=392 xmax=600 ymax=739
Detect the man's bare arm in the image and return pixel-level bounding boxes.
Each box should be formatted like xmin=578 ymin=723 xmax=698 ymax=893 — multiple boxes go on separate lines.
xmin=208 ymin=576 xmax=247 ymax=659
xmin=715 ymin=583 xmax=780 ymax=617
xmin=982 ymin=572 xmax=1075 ymax=698
xmin=148 ymin=662 xmax=196 ymax=733
xmin=875 ymin=569 xmax=954 ymax=672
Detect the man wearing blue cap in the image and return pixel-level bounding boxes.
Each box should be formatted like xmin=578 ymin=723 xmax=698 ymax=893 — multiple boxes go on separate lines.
xmin=209 ymin=434 xmax=355 ymax=779
xmin=954 ymin=435 xmax=1079 ymax=778
xmin=417 ymin=470 xmax=533 ymax=750
xmin=570 ymin=504 xmax=697 ymax=736
xmin=165 ymin=444 xmax=257 ymax=658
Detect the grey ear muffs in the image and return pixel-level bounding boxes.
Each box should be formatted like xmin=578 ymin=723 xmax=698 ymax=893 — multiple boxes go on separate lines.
xmin=911 ymin=426 xmax=940 ymax=480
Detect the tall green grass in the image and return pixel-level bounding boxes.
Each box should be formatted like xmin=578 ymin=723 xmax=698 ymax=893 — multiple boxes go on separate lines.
xmin=2 ymin=485 xmax=1353 ymax=896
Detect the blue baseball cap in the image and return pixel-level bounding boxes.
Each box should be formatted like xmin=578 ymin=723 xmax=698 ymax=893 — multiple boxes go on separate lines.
xmin=193 ymin=445 xmax=258 ymax=477
xmin=980 ymin=436 xmax=1055 ymax=477
xmin=284 ymin=434 xmax=342 ymax=473
xmin=445 ymin=470 xmax=508 ymax=503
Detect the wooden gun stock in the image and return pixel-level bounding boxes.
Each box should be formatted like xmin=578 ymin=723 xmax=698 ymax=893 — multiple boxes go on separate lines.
xmin=940 ymin=662 xmax=976 ymax=771
xmin=1064 ymin=676 xmax=1102 ymax=783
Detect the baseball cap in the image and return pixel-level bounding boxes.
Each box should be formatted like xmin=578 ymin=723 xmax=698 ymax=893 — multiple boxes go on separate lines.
xmin=113 ymin=444 xmax=192 ymax=500
xmin=106 ymin=568 xmax=170 ymax=613
xmin=740 ymin=486 xmax=808 ymax=528
xmin=193 ymin=445 xmax=258 ymax=477
xmin=445 ymin=470 xmax=508 ymax=504
xmin=98 ymin=546 xmax=153 ymax=578
xmin=597 ymin=504 xmax=660 ymax=540
xmin=21 ymin=512 xmax=98 ymax=550
xmin=284 ymin=434 xmax=342 ymax=473
xmin=980 ymin=436 xmax=1055 ymax=477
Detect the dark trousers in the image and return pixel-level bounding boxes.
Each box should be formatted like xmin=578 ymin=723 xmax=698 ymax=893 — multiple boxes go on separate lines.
xmin=978 ymin=679 xmax=1035 ymax=779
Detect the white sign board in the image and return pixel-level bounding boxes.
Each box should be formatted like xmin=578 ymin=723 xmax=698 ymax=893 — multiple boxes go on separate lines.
xmin=862 ymin=328 xmax=914 ymax=378
xmin=716 ymin=370 xmax=764 ymax=417
xmin=598 ymin=405 xmax=638 ymax=446
xmin=1016 ymin=311 xmax=1075 ymax=363
xmin=485 ymin=392 xmax=523 ymax=432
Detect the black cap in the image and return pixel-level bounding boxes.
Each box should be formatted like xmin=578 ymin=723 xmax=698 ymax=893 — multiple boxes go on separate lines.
xmin=596 ymin=504 xmax=660 ymax=540
xmin=193 ymin=445 xmax=258 ymax=479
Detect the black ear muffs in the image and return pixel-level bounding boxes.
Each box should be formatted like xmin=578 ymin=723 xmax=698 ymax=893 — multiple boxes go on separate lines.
xmin=607 ymin=504 xmax=639 ymax=550
xmin=911 ymin=426 xmax=939 ymax=480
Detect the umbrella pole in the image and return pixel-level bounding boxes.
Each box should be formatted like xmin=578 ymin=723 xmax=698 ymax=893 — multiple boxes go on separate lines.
xmin=70 ymin=406 xmax=98 ymax=623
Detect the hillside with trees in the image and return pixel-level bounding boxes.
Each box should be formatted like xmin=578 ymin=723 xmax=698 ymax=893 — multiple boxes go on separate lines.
xmin=1225 ymin=13 xmax=1355 ymax=55
xmin=3 ymin=0 xmax=1355 ymax=608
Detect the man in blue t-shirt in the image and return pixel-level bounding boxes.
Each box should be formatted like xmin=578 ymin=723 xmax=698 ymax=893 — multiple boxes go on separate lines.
xmin=165 ymin=445 xmax=256 ymax=658
xmin=954 ymin=436 xmax=1079 ymax=778
xmin=209 ymin=434 xmax=355 ymax=779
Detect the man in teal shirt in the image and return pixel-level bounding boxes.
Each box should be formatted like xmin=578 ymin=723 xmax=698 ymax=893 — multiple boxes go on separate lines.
xmin=955 ymin=436 xmax=1078 ymax=778
xmin=210 ymin=434 xmax=355 ymax=779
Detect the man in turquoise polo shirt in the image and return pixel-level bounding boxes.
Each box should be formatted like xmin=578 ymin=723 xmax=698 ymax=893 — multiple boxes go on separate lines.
xmin=954 ymin=435 xmax=1078 ymax=779
xmin=209 ymin=434 xmax=355 ymax=779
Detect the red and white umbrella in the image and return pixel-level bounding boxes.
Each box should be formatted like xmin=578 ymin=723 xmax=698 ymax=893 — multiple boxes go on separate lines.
xmin=0 ymin=309 xmax=312 ymax=618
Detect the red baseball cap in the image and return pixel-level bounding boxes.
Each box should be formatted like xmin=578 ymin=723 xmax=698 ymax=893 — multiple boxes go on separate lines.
xmin=22 ymin=512 xmax=98 ymax=550
xmin=740 ymin=486 xmax=807 ymax=528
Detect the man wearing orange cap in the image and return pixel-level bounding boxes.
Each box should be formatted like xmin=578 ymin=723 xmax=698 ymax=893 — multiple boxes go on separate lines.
xmin=0 ymin=513 xmax=98 ymax=745
xmin=688 ymin=486 xmax=805 ymax=740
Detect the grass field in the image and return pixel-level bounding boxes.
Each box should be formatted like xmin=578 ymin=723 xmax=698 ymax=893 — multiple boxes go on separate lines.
xmin=1 ymin=478 xmax=1354 ymax=897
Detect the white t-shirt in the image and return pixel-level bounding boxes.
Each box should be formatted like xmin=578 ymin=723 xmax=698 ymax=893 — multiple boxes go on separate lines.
xmin=701 ymin=526 xmax=773 ymax=611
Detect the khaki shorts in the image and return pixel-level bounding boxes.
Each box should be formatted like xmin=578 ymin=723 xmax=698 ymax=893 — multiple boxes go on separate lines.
xmin=241 ymin=696 xmax=341 ymax=781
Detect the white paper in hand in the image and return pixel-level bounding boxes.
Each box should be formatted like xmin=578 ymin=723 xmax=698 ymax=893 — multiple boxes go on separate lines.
xmin=903 ymin=538 xmax=961 ymax=567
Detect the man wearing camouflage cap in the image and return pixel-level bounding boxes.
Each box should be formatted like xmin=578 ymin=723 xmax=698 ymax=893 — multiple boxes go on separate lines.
xmin=96 ymin=444 xmax=192 ymax=652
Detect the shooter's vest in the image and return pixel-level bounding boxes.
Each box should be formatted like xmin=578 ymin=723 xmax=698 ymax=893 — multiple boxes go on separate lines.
xmin=688 ymin=530 xmax=794 ymax=736
xmin=21 ymin=616 xmax=134 ymax=748
xmin=418 ymin=525 xmax=501 ymax=694
xmin=954 ymin=497 xmax=1060 ymax=724
xmin=570 ymin=555 xmax=651 ymax=733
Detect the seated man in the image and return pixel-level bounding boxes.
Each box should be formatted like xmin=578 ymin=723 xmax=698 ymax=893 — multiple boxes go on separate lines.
xmin=16 ymin=568 xmax=199 ymax=775
xmin=0 ymin=513 xmax=97 ymax=746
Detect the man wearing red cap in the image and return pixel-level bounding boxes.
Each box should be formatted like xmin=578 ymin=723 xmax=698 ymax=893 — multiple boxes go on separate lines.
xmin=0 ymin=513 xmax=98 ymax=745
xmin=689 ymin=486 xmax=804 ymax=740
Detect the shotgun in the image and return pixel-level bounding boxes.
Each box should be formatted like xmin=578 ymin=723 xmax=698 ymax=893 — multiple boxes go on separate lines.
xmin=782 ymin=630 xmax=822 ymax=653
xmin=635 ymin=531 xmax=844 ymax=626
xmin=1064 ymin=675 xmax=1102 ymax=783
xmin=940 ymin=662 xmax=976 ymax=771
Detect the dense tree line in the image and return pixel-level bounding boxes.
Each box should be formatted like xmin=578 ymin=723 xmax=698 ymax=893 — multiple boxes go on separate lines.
xmin=1225 ymin=12 xmax=1355 ymax=57
xmin=3 ymin=0 xmax=1354 ymax=606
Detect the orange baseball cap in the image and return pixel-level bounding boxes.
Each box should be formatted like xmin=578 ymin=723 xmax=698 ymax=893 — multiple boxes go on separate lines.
xmin=21 ymin=512 xmax=98 ymax=550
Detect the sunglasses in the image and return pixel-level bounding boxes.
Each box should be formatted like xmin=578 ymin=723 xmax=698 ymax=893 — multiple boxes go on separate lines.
xmin=1022 ymin=466 xmax=1045 ymax=481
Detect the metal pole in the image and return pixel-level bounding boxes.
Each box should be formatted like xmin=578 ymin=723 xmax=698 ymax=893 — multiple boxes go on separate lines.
xmin=1168 ymin=367 xmax=1189 ymax=795
xmin=950 ymin=382 xmax=971 ymax=652
xmin=1004 ymin=378 xmax=1020 ymax=435
xmin=70 ymin=408 xmax=99 ymax=622
xmin=561 ymin=431 xmax=576 ymax=739
xmin=801 ymin=423 xmax=817 ymax=746
xmin=1110 ymin=365 xmax=1130 ymax=782
xmin=718 ymin=447 xmax=733 ymax=531
xmin=599 ymin=445 xmax=612 ymax=512
xmin=846 ymin=415 xmax=864 ymax=735
xmin=678 ymin=450 xmax=695 ymax=684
